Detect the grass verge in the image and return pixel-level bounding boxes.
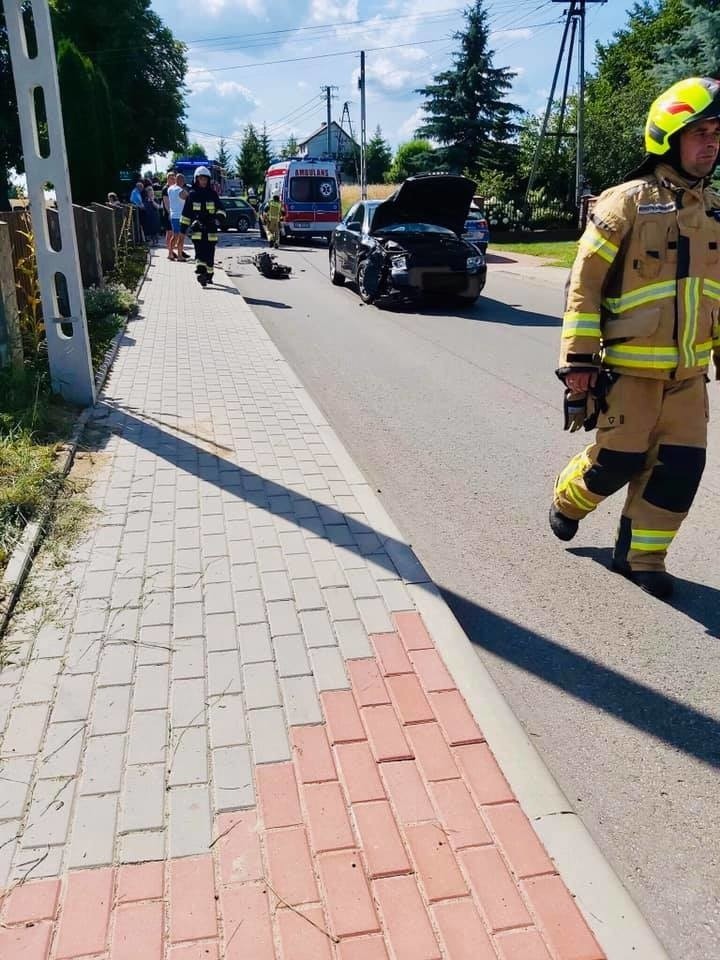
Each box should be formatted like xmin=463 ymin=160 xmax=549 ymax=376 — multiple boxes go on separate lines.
xmin=491 ymin=241 xmax=578 ymax=268
xmin=0 ymin=250 xmax=145 ymax=577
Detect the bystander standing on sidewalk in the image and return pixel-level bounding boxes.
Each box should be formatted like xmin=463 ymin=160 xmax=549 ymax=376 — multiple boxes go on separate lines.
xmin=142 ymin=186 xmax=163 ymax=245
xmin=129 ymin=180 xmax=143 ymax=208
xmin=168 ymin=172 xmax=189 ymax=261
xmin=161 ymin=172 xmax=176 ymax=258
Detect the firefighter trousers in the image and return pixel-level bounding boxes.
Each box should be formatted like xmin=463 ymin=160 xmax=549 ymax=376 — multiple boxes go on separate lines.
xmin=554 ymin=374 xmax=708 ymax=571
xmin=192 ymin=237 xmax=217 ymax=279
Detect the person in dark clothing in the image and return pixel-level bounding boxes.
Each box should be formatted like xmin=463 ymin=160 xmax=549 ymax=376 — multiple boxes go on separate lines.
xmin=179 ymin=166 xmax=226 ymax=285
xmin=142 ymin=186 xmax=163 ymax=245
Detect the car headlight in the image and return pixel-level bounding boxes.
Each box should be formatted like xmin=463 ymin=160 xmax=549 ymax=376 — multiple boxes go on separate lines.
xmin=391 ymin=255 xmax=408 ymax=271
xmin=466 ymin=255 xmax=484 ymax=272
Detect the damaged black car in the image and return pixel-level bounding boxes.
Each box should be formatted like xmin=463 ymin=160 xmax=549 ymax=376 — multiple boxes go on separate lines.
xmin=329 ymin=174 xmax=487 ymax=306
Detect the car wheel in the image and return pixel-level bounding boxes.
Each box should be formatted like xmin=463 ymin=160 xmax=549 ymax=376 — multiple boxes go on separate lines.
xmin=329 ymin=247 xmax=345 ymax=285
xmin=455 ymin=293 xmax=479 ymax=306
xmin=237 ymin=215 xmax=250 ymax=232
xmin=356 ymin=260 xmax=375 ymax=304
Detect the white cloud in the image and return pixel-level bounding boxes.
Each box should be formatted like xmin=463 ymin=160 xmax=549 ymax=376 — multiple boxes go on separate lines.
xmin=187 ymin=66 xmax=257 ymax=105
xmin=311 ymin=0 xmax=358 ymax=22
xmin=178 ymin=0 xmax=265 ymax=17
xmin=350 ymin=46 xmax=429 ymax=98
xmin=399 ymin=107 xmax=424 ymax=140
xmin=491 ymin=28 xmax=533 ymax=43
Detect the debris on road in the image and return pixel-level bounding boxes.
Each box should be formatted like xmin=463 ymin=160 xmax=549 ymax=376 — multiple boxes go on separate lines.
xmin=253 ymin=251 xmax=292 ymax=279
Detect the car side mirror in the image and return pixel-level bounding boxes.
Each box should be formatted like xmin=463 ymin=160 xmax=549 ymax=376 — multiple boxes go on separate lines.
xmin=347 ymin=220 xmax=362 ymax=232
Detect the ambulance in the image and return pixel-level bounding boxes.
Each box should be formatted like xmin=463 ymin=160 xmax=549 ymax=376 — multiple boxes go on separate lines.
xmin=262 ymin=157 xmax=341 ymax=241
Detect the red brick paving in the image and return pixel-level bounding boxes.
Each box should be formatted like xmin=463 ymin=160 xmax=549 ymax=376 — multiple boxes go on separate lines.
xmin=0 ymin=611 xmax=604 ymax=960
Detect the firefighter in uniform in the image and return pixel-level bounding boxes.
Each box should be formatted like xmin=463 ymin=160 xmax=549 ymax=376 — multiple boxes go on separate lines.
xmin=265 ymin=191 xmax=282 ymax=248
xmin=550 ymin=77 xmax=720 ymax=599
xmin=179 ymin=166 xmax=226 ymax=286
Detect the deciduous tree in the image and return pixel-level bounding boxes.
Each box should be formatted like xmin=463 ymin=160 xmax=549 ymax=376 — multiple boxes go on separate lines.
xmin=386 ymin=139 xmax=437 ymax=183
xmin=51 ymin=0 xmax=188 ymax=174
xmin=585 ymin=0 xmax=689 ymax=190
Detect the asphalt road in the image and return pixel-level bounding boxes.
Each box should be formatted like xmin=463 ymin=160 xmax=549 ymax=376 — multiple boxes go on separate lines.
xmin=217 ymin=230 xmax=720 ymax=960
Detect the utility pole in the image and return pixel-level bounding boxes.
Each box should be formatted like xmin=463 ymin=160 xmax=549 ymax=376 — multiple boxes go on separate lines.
xmin=576 ymin=0 xmax=587 ymax=205
xmin=527 ymin=1 xmax=606 ymax=209
xmin=359 ymin=51 xmax=367 ymax=200
xmin=321 ymin=85 xmax=338 ymax=157
xmin=3 ymin=0 xmax=95 ymax=406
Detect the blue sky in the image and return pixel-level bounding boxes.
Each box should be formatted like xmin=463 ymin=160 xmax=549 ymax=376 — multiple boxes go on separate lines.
xmin=148 ymin=0 xmax=631 ymax=166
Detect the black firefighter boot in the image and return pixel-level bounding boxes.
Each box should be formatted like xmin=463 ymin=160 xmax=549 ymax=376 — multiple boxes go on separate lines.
xmin=548 ymin=505 xmax=579 ymax=541
xmin=611 ymin=516 xmax=674 ymax=599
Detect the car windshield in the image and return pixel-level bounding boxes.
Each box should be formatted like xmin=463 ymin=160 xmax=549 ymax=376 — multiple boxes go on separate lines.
xmin=374 ymin=222 xmax=456 ymax=235
xmin=289 ymin=177 xmax=338 ymax=203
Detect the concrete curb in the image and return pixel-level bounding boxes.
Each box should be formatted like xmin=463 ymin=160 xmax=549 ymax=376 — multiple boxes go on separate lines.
xmin=230 ymin=271 xmax=670 ymax=960
xmin=0 ymin=249 xmax=151 ymax=638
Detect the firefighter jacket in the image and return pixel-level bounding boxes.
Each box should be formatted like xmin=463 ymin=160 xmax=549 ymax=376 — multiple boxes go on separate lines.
xmin=179 ymin=186 xmax=226 ymax=240
xmin=560 ymin=162 xmax=720 ymax=381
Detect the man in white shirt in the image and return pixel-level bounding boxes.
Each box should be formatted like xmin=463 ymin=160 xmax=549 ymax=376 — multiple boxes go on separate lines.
xmin=167 ymin=173 xmax=188 ymax=260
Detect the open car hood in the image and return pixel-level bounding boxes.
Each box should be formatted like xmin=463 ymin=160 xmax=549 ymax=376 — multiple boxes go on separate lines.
xmin=371 ymin=175 xmax=477 ymax=237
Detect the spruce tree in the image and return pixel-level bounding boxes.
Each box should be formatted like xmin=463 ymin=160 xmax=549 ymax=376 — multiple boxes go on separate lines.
xmin=238 ymin=124 xmax=264 ymax=190
xmin=365 ymin=126 xmax=392 ymax=183
xmin=655 ymin=0 xmax=720 ymax=82
xmin=415 ymin=0 xmax=519 ymax=175
xmin=259 ymin=125 xmax=272 ymax=171
xmin=215 ymin=137 xmax=231 ymax=174
xmin=282 ymin=134 xmax=299 ymax=159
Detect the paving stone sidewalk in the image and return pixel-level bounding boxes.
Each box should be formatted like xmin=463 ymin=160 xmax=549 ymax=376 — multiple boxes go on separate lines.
xmin=0 ymin=253 xmax=605 ymax=959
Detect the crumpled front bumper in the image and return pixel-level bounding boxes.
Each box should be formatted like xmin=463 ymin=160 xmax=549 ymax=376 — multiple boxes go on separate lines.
xmin=389 ymin=264 xmax=486 ymax=297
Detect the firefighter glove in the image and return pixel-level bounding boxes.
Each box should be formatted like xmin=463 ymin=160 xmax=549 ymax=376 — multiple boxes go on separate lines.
xmin=563 ymin=392 xmax=589 ymax=432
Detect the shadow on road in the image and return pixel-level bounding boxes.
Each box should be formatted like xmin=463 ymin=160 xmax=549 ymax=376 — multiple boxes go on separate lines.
xmin=471 ymin=296 xmax=562 ymax=327
xmin=440 ymin=585 xmax=720 ymax=768
xmin=243 ymin=296 xmax=292 ymax=309
xmin=86 ymin=377 xmax=720 ymax=769
xmin=569 ymin=545 xmax=720 ymax=641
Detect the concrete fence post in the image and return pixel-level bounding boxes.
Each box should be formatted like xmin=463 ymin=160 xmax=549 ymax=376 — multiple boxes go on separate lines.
xmin=73 ymin=205 xmax=103 ymax=287
xmin=0 ymin=220 xmax=23 ymax=370
xmin=91 ymin=203 xmax=118 ymax=273
xmin=3 ymin=0 xmax=96 ymax=405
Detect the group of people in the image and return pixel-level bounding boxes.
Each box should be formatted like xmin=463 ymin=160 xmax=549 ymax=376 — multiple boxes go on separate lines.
xmin=117 ymin=168 xmax=226 ymax=282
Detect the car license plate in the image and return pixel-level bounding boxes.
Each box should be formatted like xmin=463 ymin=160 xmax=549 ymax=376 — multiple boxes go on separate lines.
xmin=294 ymin=222 xmax=311 ymax=229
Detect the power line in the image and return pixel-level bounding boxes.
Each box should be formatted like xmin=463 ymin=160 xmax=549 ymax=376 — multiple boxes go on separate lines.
xmin=82 ymin=8 xmax=462 ymax=58
xmin=197 ymin=36 xmax=453 ymax=75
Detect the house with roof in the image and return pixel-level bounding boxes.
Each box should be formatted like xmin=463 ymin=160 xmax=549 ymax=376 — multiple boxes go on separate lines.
xmin=297 ymin=121 xmax=358 ymax=161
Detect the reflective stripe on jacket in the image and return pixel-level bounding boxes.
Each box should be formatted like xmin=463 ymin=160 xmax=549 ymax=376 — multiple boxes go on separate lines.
xmin=179 ymin=186 xmax=226 ymax=236
xmin=560 ymin=162 xmax=720 ymax=381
